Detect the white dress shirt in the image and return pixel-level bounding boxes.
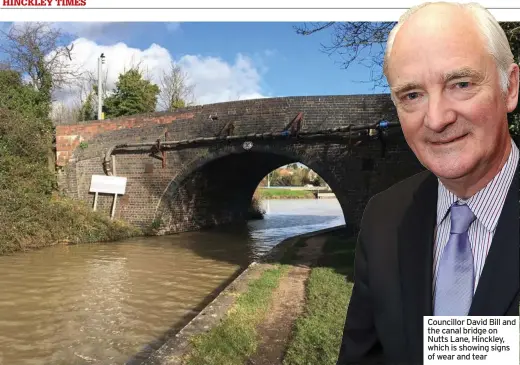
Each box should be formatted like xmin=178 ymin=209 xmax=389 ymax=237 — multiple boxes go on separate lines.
xmin=433 ymin=139 xmax=519 ymax=294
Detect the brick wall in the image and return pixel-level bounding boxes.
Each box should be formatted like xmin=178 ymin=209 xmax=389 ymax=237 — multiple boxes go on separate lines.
xmin=56 ymin=94 xmax=424 ymax=233
xmin=55 ymin=112 xmax=195 ymax=166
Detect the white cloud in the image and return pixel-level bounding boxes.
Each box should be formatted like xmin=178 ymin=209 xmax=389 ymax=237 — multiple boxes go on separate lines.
xmin=52 ymin=37 xmax=269 ymax=113
xmin=178 ymin=53 xmax=266 ymax=104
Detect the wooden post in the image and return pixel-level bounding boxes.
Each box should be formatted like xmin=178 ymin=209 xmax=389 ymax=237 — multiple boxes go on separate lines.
xmin=111 ymin=193 xmax=118 ymax=219
xmin=93 ymin=192 xmax=98 ymax=211
xmin=112 ymin=155 xmax=117 ymax=176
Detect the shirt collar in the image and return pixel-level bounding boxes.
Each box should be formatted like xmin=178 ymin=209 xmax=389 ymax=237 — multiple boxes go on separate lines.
xmin=437 ymin=138 xmax=519 ymax=232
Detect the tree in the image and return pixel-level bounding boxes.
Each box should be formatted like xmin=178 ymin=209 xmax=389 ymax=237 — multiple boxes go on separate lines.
xmin=77 ymin=89 xmax=97 ymax=122
xmin=72 ymin=68 xmax=110 ymax=123
xmin=158 ymin=61 xmax=195 ymax=111
xmin=0 ymin=22 xmax=85 ymax=171
xmin=295 ymin=21 xmax=520 ymax=136
xmin=0 ymin=69 xmax=48 ymax=122
xmin=312 ymin=175 xmax=326 ymax=187
xmin=103 ymin=67 xmax=160 ymax=118
xmin=0 ymin=23 xmax=81 ymax=105
xmin=0 ymin=69 xmax=55 ymax=194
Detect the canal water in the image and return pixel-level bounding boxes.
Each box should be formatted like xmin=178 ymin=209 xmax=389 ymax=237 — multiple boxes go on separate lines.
xmin=0 ymin=199 xmax=345 ymax=365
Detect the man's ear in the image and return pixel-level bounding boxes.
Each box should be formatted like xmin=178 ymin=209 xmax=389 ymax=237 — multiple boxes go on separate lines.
xmin=506 ymin=63 xmax=519 ymax=113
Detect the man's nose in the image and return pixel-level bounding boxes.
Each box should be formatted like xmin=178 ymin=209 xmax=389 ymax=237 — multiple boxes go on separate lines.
xmin=424 ymin=93 xmax=457 ymax=132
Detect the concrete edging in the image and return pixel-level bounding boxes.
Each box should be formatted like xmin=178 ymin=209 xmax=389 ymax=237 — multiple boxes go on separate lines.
xmin=139 ymin=224 xmax=348 ymax=365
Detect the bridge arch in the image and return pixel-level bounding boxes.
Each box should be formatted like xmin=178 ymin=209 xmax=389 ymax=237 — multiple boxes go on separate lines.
xmin=55 ymin=94 xmax=424 ymax=233
xmin=153 ymin=143 xmax=351 ymax=234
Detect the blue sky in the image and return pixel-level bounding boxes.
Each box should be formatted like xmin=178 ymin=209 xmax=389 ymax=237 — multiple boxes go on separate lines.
xmin=1 ymin=22 xmax=390 ymax=108
xmin=95 ymin=22 xmax=388 ymax=97
xmin=123 ymin=22 xmax=386 ymax=95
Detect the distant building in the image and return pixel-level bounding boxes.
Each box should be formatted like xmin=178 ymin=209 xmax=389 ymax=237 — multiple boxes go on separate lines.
xmin=277 ymin=168 xmax=294 ymax=176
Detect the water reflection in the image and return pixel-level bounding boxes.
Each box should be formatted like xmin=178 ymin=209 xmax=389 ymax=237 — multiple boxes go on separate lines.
xmin=0 ymin=199 xmax=344 ymax=365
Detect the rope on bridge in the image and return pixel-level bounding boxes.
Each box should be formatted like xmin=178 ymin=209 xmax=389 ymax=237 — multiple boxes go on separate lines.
xmin=102 ymin=119 xmax=401 ymax=175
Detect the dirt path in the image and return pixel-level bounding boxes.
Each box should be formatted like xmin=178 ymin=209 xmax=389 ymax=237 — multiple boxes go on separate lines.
xmin=246 ymin=235 xmax=327 ymax=365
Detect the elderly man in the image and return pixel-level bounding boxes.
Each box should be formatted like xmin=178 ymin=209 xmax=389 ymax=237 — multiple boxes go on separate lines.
xmin=337 ymin=2 xmax=519 ymax=364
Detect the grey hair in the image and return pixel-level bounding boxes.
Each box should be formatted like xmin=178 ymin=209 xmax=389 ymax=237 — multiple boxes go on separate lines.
xmin=383 ymin=1 xmax=514 ymax=93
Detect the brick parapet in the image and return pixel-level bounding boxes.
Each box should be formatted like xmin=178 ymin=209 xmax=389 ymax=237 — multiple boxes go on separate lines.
xmin=56 ymin=95 xmax=423 ymax=233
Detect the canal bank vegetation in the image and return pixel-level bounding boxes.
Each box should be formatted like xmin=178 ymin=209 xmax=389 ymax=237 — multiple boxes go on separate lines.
xmin=183 ymin=264 xmax=290 ymax=365
xmin=254 ymin=163 xmax=330 ymax=200
xmin=283 ymin=232 xmax=355 ymax=365
xmin=256 ymin=187 xmax=316 ymax=200
xmin=0 ymin=48 xmax=139 ymax=255
xmin=175 ymin=229 xmax=354 ymax=365
xmin=260 ymin=163 xmax=327 ymax=188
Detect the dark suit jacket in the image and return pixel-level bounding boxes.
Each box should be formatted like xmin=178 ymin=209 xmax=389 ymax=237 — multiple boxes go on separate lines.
xmin=336 ymin=151 xmax=519 ymax=365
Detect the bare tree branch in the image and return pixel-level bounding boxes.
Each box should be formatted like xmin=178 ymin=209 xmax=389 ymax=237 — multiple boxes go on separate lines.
xmin=158 ymin=61 xmax=195 ymax=111
xmin=294 ymin=22 xmax=335 ymax=36
xmin=294 ymin=21 xmax=396 ymax=91
xmin=295 ymin=21 xmax=520 ymax=135
xmin=0 ymin=22 xmax=84 ymax=97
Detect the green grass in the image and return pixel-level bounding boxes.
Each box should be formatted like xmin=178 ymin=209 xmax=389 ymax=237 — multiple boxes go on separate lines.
xmin=283 ymin=233 xmax=357 ymax=365
xmin=257 ymin=188 xmax=315 ymax=199
xmin=184 ymin=265 xmax=290 ymax=365
xmin=0 ymin=195 xmax=141 ymax=255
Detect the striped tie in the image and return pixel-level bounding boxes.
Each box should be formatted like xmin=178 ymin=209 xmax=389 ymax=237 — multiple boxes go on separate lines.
xmin=434 ymin=203 xmax=476 ymax=316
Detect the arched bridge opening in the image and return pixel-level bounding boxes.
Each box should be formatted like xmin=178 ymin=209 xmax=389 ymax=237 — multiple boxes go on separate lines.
xmin=153 ymin=148 xmax=348 ymax=235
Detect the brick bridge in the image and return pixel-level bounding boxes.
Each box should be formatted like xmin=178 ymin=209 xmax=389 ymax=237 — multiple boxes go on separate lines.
xmin=56 ymin=94 xmax=424 ymax=234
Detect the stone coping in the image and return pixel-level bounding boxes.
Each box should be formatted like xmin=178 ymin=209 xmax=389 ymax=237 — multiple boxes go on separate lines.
xmin=138 ymin=224 xmax=347 ymax=365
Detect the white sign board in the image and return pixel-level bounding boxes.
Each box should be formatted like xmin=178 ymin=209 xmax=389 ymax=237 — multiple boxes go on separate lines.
xmin=89 ymin=175 xmax=127 ymax=195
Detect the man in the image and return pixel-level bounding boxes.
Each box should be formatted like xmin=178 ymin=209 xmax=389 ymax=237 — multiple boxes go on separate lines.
xmin=337 ymin=2 xmax=519 ymax=364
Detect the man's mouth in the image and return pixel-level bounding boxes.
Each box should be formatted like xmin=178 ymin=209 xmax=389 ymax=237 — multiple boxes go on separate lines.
xmin=430 ymin=133 xmax=469 ymax=145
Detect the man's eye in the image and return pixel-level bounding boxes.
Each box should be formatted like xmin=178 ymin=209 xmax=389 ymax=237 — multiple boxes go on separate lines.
xmin=405 ymin=92 xmax=419 ymax=100
xmin=456 ymin=81 xmax=470 ymax=88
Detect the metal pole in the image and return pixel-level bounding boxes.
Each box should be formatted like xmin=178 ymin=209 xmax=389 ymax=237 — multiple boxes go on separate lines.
xmin=98 ymin=56 xmax=102 ymax=119
xmin=97 ymin=54 xmax=105 ymax=120
xmin=267 ymin=172 xmax=270 ymax=188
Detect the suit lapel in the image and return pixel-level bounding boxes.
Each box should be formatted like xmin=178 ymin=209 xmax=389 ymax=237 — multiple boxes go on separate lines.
xmin=469 ymin=162 xmax=519 ymax=315
xmin=398 ymin=173 xmax=437 ymax=357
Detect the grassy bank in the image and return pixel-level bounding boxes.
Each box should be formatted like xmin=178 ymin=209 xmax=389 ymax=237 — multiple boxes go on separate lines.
xmin=183 ymin=265 xmax=289 ymax=365
xmin=179 ymin=230 xmax=355 ymax=365
xmin=283 ymin=231 xmax=356 ymax=365
xmin=256 ymin=188 xmax=315 ymax=199
xmin=0 ymin=195 xmax=141 ymax=255
xmin=0 ymin=69 xmax=140 ymax=256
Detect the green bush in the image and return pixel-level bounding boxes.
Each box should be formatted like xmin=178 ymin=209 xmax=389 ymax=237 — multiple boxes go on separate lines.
xmin=0 ymin=69 xmax=140 ymax=255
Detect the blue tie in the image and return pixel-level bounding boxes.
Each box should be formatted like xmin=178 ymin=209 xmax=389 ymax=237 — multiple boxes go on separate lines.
xmin=434 ymin=203 xmax=476 ymax=316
